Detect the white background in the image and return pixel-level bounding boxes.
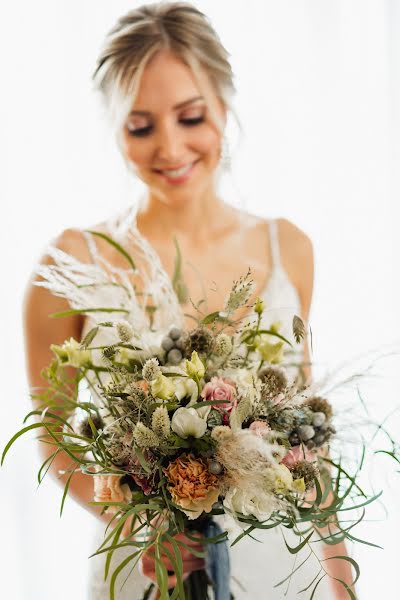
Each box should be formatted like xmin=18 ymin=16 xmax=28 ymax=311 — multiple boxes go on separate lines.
xmin=1 ymin=1 xmax=400 ymax=598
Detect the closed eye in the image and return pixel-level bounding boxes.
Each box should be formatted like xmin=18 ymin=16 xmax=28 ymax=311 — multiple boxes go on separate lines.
xmin=127 ymin=116 xmax=205 ymax=138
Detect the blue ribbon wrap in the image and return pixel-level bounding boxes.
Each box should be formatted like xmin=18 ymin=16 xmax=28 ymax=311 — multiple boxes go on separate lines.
xmin=204 ymin=519 xmax=231 ymax=600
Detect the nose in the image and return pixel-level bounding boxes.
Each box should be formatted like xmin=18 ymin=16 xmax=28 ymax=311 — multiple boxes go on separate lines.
xmin=155 ymin=120 xmax=186 ymax=164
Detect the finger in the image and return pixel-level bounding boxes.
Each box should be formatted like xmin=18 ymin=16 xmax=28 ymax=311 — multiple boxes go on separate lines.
xmin=182 ymin=559 xmax=206 ymax=573
xmin=142 ymin=555 xmax=205 ymax=579
xmin=175 ymin=532 xmax=204 ymax=545
xmin=144 ymin=542 xmax=204 ymax=563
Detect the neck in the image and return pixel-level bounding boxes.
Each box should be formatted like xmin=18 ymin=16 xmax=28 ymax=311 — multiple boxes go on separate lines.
xmin=135 ymin=181 xmax=234 ymax=244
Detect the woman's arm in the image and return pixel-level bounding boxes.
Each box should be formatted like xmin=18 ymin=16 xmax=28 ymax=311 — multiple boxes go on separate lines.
xmin=23 ymin=228 xmax=110 ymax=527
xmin=281 ymin=219 xmax=355 ymax=598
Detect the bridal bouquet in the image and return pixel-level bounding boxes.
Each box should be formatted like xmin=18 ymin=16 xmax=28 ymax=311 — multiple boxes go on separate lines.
xmin=2 ymin=226 xmax=397 ymax=600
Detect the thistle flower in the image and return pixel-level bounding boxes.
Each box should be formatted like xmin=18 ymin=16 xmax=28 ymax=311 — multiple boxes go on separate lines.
xmin=292 ymin=315 xmax=306 ymax=344
xmin=182 ymin=327 xmax=214 ymax=357
xmin=225 ymin=269 xmax=254 ymax=313
xmin=152 ymin=406 xmax=171 ymax=438
xmin=76 ymin=413 xmax=103 ymax=439
xmin=115 ymin=319 xmax=134 ymax=343
xmin=214 ymin=333 xmax=233 ymax=357
xmin=142 ymin=357 xmax=161 ymax=382
xmin=305 ymin=396 xmax=333 ymax=419
xmin=132 ymin=422 xmax=160 ymax=448
xmin=258 ymin=366 xmax=288 ymax=397
xmin=289 ymin=460 xmax=320 ymax=491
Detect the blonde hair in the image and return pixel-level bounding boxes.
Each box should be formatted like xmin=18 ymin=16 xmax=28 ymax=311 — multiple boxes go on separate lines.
xmin=92 ymin=1 xmax=239 ymax=154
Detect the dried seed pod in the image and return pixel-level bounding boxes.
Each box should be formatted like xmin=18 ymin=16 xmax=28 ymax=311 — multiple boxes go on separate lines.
xmin=292 ymin=315 xmax=306 ymax=344
xmin=169 ymin=327 xmax=182 ymax=340
xmin=297 ymin=425 xmax=315 ymax=441
xmin=167 ymin=348 xmax=183 ymax=365
xmin=258 ymin=366 xmax=288 ymax=396
xmin=182 ymin=326 xmax=214 ymax=357
xmin=305 ymin=396 xmax=333 ymax=419
xmin=312 ymin=412 xmax=326 ymax=427
xmin=161 ymin=337 xmax=174 ymax=351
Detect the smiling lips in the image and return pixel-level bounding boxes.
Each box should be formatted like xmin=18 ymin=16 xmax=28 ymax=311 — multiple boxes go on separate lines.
xmin=153 ymin=160 xmax=199 ymax=183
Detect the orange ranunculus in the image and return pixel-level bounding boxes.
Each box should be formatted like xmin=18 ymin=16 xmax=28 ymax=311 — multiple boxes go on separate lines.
xmin=164 ymin=453 xmax=220 ymax=519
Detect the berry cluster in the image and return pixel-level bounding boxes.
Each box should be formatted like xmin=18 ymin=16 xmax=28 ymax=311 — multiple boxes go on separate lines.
xmin=161 ymin=327 xmax=185 ymax=365
xmin=289 ymin=407 xmax=335 ymax=450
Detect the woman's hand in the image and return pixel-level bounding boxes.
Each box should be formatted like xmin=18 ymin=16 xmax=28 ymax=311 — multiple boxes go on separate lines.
xmin=121 ymin=514 xmax=205 ymax=590
xmin=141 ymin=531 xmax=205 ymax=590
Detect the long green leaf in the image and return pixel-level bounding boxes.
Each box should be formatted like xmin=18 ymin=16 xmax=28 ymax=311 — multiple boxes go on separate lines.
xmin=273 ymin=551 xmax=313 ymax=587
xmin=60 ymin=468 xmax=77 ymax=516
xmin=51 ymin=307 xmax=129 ymax=318
xmin=37 ymin=448 xmax=61 ymax=484
xmin=172 ymin=235 xmax=188 ymax=304
xmin=109 ymin=551 xmax=141 ymax=600
xmin=154 ymin=541 xmax=169 ymax=599
xmin=322 ymin=556 xmax=360 ymax=585
xmin=330 ymin=577 xmax=357 ymax=600
xmin=201 ymin=311 xmax=232 ymax=325
xmin=1 ymin=422 xmax=48 ymax=466
xmin=309 ymin=574 xmax=326 ymax=599
xmin=283 ymin=530 xmax=314 ymax=554
xmin=298 ymin=569 xmax=324 ymax=593
xmin=86 ymin=230 xmax=136 ymax=271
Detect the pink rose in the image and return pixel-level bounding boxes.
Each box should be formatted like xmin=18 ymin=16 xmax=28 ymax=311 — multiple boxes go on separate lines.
xmin=93 ymin=475 xmax=132 ymax=514
xmin=249 ymin=420 xmax=271 ymax=437
xmin=281 ymin=444 xmax=314 ymax=468
xmin=201 ymin=377 xmax=237 ymax=425
xmin=201 ymin=376 xmax=237 ymax=411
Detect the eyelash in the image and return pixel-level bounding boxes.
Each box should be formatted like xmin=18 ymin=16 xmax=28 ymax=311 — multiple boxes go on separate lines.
xmin=127 ymin=116 xmax=205 ymax=138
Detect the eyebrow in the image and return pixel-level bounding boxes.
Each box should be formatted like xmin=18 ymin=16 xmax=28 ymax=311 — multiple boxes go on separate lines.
xmin=129 ymin=95 xmax=204 ymax=116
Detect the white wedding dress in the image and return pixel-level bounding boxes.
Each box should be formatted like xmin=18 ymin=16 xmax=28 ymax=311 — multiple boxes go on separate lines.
xmin=38 ymin=212 xmax=334 ymax=599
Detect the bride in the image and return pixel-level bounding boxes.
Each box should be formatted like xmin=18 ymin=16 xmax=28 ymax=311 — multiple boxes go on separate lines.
xmin=23 ymin=2 xmax=354 ymax=598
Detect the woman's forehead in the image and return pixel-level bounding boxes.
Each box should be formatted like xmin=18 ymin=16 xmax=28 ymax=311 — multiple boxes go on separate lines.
xmin=130 ymin=50 xmax=210 ymax=114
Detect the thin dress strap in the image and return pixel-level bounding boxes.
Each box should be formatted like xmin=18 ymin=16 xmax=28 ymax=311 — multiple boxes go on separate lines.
xmin=268 ymin=218 xmax=281 ymax=268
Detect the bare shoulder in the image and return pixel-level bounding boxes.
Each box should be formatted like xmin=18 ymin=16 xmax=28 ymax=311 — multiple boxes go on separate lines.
xmin=52 ymin=221 xmax=110 ymax=262
xmin=277 ymin=218 xmax=314 ymax=261
xmin=277 ymin=218 xmax=314 ymax=318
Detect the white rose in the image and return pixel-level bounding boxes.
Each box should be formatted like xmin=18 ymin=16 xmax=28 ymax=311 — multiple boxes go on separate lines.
xmin=171 ymin=407 xmax=207 ymax=439
xmin=223 ymin=487 xmax=275 ymax=522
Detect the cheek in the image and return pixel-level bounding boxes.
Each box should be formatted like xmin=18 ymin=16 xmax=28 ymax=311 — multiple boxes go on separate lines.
xmin=122 ymin=133 xmax=152 ymax=167
xmin=193 ymin=127 xmax=221 ymax=160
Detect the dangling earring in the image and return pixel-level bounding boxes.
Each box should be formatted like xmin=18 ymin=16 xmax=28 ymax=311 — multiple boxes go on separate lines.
xmin=220 ymin=135 xmax=232 ymax=171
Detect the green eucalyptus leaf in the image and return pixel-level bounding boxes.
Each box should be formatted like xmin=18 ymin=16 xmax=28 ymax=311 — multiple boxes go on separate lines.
xmin=322 ymin=555 xmax=360 ymax=585
xmin=283 ymin=530 xmax=314 ymax=554
xmin=86 ymin=230 xmax=136 ymax=271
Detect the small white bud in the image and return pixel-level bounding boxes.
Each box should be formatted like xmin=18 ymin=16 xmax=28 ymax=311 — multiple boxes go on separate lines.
xmin=115 ymin=320 xmax=134 ymax=343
